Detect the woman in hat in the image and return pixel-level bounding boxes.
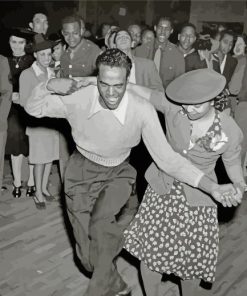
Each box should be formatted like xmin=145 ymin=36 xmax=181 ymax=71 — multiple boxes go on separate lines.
xmin=123 ymin=69 xmax=246 ymax=295
xmin=19 ymin=34 xmax=59 ymax=209
xmin=5 ymin=27 xmax=36 ymax=198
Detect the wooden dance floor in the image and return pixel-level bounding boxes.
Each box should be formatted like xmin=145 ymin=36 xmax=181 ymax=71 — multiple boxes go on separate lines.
xmin=0 ymin=160 xmax=247 ymax=296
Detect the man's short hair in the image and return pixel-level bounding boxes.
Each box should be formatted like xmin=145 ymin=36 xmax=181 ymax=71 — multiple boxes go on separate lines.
xmin=62 ymin=15 xmax=84 ymax=29
xmin=157 ymin=17 xmax=173 ymax=29
xmin=219 ymin=29 xmax=235 ymax=41
xmin=96 ymin=48 xmax=132 ymax=77
xmin=179 ymin=22 xmax=197 ymax=34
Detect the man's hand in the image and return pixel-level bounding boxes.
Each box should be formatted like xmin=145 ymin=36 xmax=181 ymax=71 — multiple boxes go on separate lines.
xmin=12 ymin=92 xmax=20 ymax=104
xmin=211 ymin=183 xmax=243 ymax=207
xmin=47 ymin=78 xmax=79 ymax=95
xmin=75 ymin=77 xmax=97 ymax=88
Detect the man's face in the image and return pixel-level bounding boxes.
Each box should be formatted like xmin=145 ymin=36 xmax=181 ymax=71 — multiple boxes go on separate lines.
xmin=115 ymin=31 xmax=132 ymax=52
xmin=178 ymin=26 xmax=196 ymax=52
xmin=97 ymin=64 xmax=128 ymax=110
xmin=219 ymin=33 xmax=234 ymax=55
xmin=128 ymin=25 xmax=141 ymax=48
xmin=155 ymin=19 xmax=173 ymax=43
xmin=34 ymin=48 xmax=52 ymax=68
xmin=182 ymin=101 xmax=213 ymax=121
xmin=142 ymin=30 xmax=155 ymax=44
xmin=31 ymin=13 xmax=48 ymax=34
xmin=9 ymin=36 xmax=26 ymax=56
xmin=62 ymin=21 xmax=84 ymax=49
xmin=233 ymin=36 xmax=246 ymax=56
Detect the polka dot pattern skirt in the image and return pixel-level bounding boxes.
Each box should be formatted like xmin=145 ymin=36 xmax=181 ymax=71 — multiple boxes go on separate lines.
xmin=124 ymin=181 xmax=219 ymax=283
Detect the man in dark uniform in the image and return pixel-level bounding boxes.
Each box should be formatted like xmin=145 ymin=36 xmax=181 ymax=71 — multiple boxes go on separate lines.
xmin=59 ymin=15 xmax=101 ymax=171
xmin=60 ymin=15 xmax=101 ymax=78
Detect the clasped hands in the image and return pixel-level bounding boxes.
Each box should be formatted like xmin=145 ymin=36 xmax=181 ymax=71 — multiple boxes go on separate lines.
xmin=47 ymin=77 xmax=97 ymax=95
xmin=211 ymin=183 xmax=245 ymax=207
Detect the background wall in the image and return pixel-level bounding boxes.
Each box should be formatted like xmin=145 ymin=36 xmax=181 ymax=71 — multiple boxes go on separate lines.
xmin=0 ymin=0 xmax=246 ymax=41
xmin=189 ymin=0 xmax=247 ymax=33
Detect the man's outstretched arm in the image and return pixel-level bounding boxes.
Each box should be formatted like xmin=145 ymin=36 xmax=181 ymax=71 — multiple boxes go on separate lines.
xmin=23 ymin=78 xmax=70 ymax=119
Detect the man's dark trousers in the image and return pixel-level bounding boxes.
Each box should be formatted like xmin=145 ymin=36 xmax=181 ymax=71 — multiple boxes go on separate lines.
xmin=64 ymin=150 xmax=136 ymax=296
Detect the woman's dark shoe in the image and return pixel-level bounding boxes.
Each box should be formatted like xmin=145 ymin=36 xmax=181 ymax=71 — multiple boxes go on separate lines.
xmin=43 ymin=193 xmax=56 ymax=202
xmin=26 ymin=185 xmax=36 ymax=197
xmin=12 ymin=186 xmax=22 ymax=198
xmin=32 ymin=195 xmax=46 ymax=210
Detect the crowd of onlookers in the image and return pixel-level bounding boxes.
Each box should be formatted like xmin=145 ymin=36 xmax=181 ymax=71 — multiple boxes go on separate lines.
xmin=0 ymin=12 xmax=247 ymax=206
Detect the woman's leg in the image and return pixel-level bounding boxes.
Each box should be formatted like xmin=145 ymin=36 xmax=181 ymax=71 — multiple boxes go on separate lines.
xmin=11 ymin=154 xmax=23 ymax=187
xmin=181 ymin=279 xmax=213 ymax=296
xmin=27 ymin=164 xmax=35 ymax=186
xmin=140 ymin=262 xmax=162 ymax=296
xmin=34 ymin=163 xmax=45 ymax=202
xmin=42 ymin=162 xmax=52 ymax=195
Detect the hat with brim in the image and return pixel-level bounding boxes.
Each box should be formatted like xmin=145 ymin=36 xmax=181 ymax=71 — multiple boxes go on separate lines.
xmin=166 ymin=69 xmax=226 ymax=105
xmin=48 ymin=32 xmax=63 ymax=44
xmin=32 ymin=33 xmax=59 ymax=52
xmin=8 ymin=27 xmax=36 ymax=41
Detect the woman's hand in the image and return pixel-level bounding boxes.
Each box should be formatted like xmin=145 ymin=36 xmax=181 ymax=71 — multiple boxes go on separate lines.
xmin=211 ymin=183 xmax=243 ymax=207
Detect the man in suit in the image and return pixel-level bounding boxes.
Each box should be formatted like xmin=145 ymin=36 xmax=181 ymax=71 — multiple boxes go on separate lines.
xmin=0 ymin=55 xmax=12 ymax=197
xmin=29 ymin=12 xmax=48 ymax=35
xmin=114 ymin=29 xmax=163 ymax=91
xmin=177 ymin=23 xmax=207 ymax=72
xmin=213 ymin=30 xmax=237 ymax=113
xmin=114 ymin=29 xmax=163 ymax=198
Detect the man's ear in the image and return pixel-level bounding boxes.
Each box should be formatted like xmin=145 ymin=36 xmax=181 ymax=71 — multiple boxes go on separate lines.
xmin=178 ymin=33 xmax=181 ymax=41
xmin=34 ymin=52 xmax=37 ymax=59
xmin=29 ymin=22 xmax=33 ymax=30
xmin=170 ymin=28 xmax=174 ymax=35
xmin=154 ymin=25 xmax=157 ymax=32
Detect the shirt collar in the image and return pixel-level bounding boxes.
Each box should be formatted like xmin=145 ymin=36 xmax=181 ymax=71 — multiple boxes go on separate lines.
xmin=183 ymin=48 xmax=195 ymax=57
xmin=66 ymin=39 xmax=84 ymax=54
xmin=88 ymin=86 xmax=129 ymax=125
xmin=32 ymin=61 xmax=54 ymax=78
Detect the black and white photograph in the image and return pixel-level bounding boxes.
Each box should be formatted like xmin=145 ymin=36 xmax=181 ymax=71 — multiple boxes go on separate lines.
xmin=0 ymin=1 xmax=247 ymax=295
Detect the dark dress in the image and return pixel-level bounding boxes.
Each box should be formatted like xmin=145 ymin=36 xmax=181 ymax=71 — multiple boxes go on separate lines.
xmin=5 ymin=54 xmax=34 ymax=156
